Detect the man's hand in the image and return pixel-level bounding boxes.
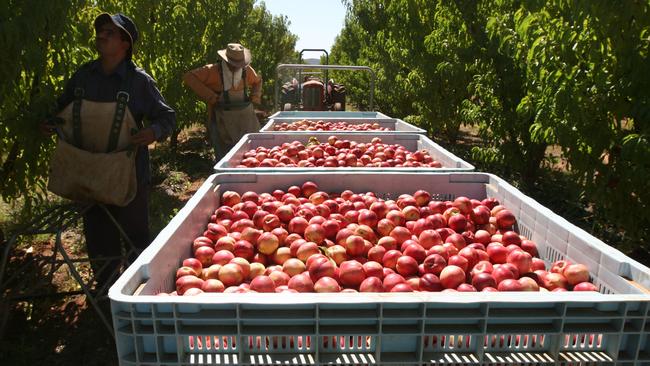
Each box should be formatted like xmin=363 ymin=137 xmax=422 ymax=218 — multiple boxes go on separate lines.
xmin=39 ymin=119 xmax=57 ymax=136
xmin=130 ymin=128 xmax=156 ymax=146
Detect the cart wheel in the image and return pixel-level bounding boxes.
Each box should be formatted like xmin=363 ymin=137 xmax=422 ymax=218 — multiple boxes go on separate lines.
xmin=333 ymin=102 xmax=343 ymax=111
xmin=283 ymin=103 xmax=292 ymax=111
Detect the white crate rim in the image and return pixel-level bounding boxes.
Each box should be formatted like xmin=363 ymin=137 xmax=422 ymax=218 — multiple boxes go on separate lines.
xmin=268 ymin=111 xmax=392 ymax=119
xmin=260 ymin=117 xmax=426 ymax=134
xmin=109 ymin=171 xmax=650 ymax=366
xmin=110 ymin=171 xmax=650 ymax=304
xmin=213 ymin=133 xmax=475 ymax=172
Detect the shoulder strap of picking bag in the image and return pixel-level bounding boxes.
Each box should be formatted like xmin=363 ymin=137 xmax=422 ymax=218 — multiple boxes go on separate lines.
xmin=107 ymin=66 xmax=135 ymax=152
xmin=71 ymin=67 xmax=92 ymax=149
xmin=219 ymin=61 xmax=249 ymax=109
xmin=72 ymin=89 xmax=83 ymax=148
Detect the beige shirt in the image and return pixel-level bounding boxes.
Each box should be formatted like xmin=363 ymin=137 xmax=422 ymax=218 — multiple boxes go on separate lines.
xmin=222 ymin=63 xmax=243 ymax=92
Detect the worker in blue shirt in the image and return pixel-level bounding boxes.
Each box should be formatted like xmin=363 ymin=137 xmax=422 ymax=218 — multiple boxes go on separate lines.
xmin=40 ymin=13 xmax=176 ymax=289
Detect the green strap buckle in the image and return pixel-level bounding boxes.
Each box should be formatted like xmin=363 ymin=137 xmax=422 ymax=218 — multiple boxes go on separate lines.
xmin=107 ymin=91 xmax=131 ymax=152
xmin=116 ymin=91 xmax=130 ymax=103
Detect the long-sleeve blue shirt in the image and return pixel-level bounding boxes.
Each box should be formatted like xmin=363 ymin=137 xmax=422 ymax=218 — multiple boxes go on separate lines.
xmin=56 ymin=59 xmax=176 ymax=184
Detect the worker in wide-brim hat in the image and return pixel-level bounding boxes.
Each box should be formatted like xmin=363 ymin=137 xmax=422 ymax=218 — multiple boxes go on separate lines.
xmin=183 ymin=43 xmax=264 ymax=161
xmin=40 ymin=12 xmax=176 ymax=290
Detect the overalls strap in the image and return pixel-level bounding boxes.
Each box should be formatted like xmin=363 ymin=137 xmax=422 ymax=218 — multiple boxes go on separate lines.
xmin=70 ymin=63 xmax=136 ymax=152
xmin=107 ymin=66 xmax=135 ymax=152
xmin=71 ymin=67 xmax=91 ymax=149
xmin=219 ymin=61 xmax=250 ymax=110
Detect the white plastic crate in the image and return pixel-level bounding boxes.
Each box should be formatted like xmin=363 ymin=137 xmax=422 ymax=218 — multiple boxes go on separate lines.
xmin=110 ymin=172 xmax=650 ymax=365
xmin=260 ymin=117 xmax=426 ymax=134
xmin=268 ymin=111 xmax=392 ymax=119
xmin=213 ymin=133 xmax=474 ymax=173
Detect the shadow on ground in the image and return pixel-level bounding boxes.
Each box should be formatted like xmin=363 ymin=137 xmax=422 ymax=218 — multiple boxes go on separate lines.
xmin=0 ymin=124 xmax=215 ymax=365
xmin=1 ymin=294 xmax=117 ymax=366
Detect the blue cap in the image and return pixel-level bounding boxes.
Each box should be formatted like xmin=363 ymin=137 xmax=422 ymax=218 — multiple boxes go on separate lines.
xmin=94 ymin=13 xmax=139 ymax=57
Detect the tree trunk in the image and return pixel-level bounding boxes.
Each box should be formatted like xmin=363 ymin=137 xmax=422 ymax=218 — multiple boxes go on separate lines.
xmin=170 ymin=129 xmax=180 ymax=152
xmin=0 ymin=142 xmax=20 ymax=189
xmin=445 ymin=119 xmax=461 ymax=144
xmin=521 ymin=142 xmax=547 ymax=189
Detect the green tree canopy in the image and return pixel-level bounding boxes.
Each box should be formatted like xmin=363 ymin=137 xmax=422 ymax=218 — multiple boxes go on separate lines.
xmin=0 ymin=0 xmax=297 ymax=206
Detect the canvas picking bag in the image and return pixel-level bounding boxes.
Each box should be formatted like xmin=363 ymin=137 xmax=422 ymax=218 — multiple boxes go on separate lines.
xmin=48 ymin=70 xmax=139 ymax=207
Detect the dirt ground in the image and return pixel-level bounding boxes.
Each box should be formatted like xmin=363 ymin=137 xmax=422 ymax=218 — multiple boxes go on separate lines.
xmin=0 ymin=124 xmax=213 ymax=365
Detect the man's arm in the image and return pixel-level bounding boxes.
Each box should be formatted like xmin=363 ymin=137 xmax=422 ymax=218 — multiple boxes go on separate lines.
xmin=41 ymin=69 xmax=80 ymax=136
xmin=132 ymin=75 xmax=176 ymax=145
xmin=56 ymin=73 xmax=77 ymax=112
xmin=182 ymin=65 xmax=220 ymax=106
xmin=247 ymin=66 xmax=263 ymax=106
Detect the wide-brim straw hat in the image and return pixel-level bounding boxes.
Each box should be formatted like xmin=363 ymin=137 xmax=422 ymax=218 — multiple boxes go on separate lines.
xmin=218 ymin=43 xmax=251 ymax=68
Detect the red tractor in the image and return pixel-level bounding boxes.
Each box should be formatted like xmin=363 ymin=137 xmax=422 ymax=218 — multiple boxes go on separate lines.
xmin=276 ymin=49 xmax=375 ymax=112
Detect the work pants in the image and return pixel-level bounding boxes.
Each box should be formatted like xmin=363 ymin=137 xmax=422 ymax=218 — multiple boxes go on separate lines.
xmin=83 ymin=184 xmax=150 ymax=289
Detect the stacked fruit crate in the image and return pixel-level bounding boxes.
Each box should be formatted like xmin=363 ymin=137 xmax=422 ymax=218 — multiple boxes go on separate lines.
xmin=261 ymin=111 xmax=399 ymax=138
xmin=214 ymin=133 xmax=474 ymax=172
xmin=110 ymin=111 xmax=650 ymax=365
